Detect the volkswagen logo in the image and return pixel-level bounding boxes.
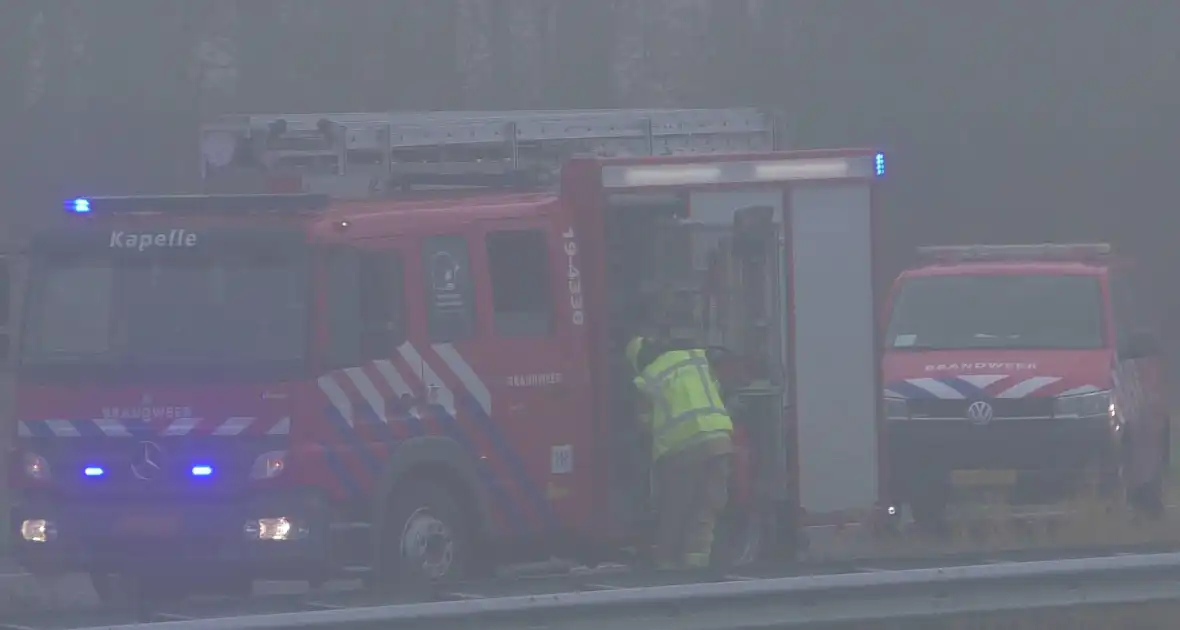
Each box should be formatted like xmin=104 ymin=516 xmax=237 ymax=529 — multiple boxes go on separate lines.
xmin=966 ymin=400 xmax=995 ymax=425
xmin=131 ymin=441 xmax=165 ymax=480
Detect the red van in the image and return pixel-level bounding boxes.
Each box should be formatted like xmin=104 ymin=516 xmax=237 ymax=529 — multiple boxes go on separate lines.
xmin=881 ymin=244 xmax=1169 ymax=529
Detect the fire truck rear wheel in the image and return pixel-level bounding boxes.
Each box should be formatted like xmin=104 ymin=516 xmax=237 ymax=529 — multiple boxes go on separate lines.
xmin=376 ymin=479 xmax=473 ymax=586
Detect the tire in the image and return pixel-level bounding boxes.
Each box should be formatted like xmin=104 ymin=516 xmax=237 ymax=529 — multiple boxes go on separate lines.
xmin=1096 ymin=440 xmax=1126 ymax=503
xmin=1130 ymin=473 xmax=1165 ymax=520
xmin=1119 ymin=426 xmax=1165 ymax=520
xmin=910 ymin=493 xmax=949 ymax=535
xmin=373 ymin=479 xmax=474 ymax=587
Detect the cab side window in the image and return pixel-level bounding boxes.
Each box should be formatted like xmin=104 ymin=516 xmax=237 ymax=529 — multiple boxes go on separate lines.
xmin=423 ymin=235 xmax=476 ymax=342
xmin=325 ymin=248 xmax=405 ymax=367
xmin=486 ymin=229 xmax=553 ymax=337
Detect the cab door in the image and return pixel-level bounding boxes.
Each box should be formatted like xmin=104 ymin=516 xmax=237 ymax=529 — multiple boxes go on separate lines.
xmin=414 ymin=225 xmax=571 ymax=540
xmin=472 ymin=221 xmax=582 ymax=536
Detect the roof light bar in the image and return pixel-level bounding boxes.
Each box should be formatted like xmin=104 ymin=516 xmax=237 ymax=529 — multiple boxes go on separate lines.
xmin=64 ymin=194 xmax=330 ymax=216
xmin=917 ymin=243 xmax=1113 ymax=264
xmin=601 ymin=153 xmax=883 ymax=188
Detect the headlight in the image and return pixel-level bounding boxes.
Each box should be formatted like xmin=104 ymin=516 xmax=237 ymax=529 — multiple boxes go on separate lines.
xmin=23 ymin=452 xmax=50 ymax=481
xmin=1054 ymin=390 xmax=1112 ymax=419
xmin=884 ymin=397 xmax=908 ymax=420
xmin=250 ymin=450 xmax=287 ymax=480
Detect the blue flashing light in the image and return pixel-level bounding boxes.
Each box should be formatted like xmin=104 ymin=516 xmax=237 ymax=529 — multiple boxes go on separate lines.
xmin=61 ymin=193 xmax=329 ymax=216
xmin=191 ymin=465 xmax=213 ymax=477
xmin=83 ymin=466 xmax=104 ymax=477
xmin=874 ymin=153 xmax=886 ymax=177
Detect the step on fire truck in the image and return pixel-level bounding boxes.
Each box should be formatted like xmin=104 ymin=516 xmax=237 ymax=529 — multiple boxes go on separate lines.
xmin=9 ymin=108 xmax=889 ymax=599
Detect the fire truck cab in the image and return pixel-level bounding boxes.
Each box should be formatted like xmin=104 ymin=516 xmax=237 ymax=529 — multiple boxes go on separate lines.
xmin=9 ymin=108 xmax=888 ymax=597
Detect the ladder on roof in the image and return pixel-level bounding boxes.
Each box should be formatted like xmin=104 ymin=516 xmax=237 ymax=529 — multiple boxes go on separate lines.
xmin=199 ymin=108 xmax=778 ymax=198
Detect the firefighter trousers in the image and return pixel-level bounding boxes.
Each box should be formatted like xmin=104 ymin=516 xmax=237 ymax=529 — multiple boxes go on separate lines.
xmin=652 ymin=435 xmax=733 ymax=570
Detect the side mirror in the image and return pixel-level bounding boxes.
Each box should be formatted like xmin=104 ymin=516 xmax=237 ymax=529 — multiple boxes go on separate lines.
xmin=1120 ymin=329 xmax=1159 ymax=360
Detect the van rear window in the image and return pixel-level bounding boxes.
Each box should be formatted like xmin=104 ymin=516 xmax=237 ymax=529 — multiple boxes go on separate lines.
xmin=885 ymin=274 xmax=1104 ymax=350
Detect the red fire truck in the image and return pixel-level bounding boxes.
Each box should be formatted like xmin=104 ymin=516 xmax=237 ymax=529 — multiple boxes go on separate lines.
xmin=9 ymin=108 xmax=888 ymax=598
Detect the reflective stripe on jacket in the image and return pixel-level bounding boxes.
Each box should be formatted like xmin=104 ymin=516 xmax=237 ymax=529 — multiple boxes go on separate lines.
xmin=633 ymin=348 xmax=733 ymax=461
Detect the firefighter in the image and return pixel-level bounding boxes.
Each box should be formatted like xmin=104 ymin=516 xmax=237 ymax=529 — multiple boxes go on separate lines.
xmin=626 ymin=335 xmax=734 ymax=570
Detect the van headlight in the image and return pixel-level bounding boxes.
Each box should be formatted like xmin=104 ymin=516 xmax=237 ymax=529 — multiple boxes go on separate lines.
xmin=884 ymin=396 xmax=909 ymax=420
xmin=1054 ymin=390 xmax=1112 ymax=419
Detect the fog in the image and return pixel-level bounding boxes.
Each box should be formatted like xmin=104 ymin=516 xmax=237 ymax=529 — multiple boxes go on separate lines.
xmin=2 ymin=0 xmax=1178 ymax=355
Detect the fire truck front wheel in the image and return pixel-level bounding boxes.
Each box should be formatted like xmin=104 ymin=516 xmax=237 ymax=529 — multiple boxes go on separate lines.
xmin=374 ymin=479 xmax=475 ymax=587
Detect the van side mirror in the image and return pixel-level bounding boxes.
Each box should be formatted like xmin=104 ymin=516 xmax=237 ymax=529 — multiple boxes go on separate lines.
xmin=1120 ymin=329 xmax=1159 ymax=360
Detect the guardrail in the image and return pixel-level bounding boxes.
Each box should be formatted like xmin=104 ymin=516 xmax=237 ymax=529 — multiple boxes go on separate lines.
xmin=75 ymin=553 xmax=1180 ymax=630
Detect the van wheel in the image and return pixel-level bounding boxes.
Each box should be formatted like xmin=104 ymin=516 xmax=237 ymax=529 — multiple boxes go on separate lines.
xmin=1130 ymin=473 xmax=1165 ymax=520
xmin=1118 ymin=427 xmax=1165 ymax=520
xmin=372 ymin=479 xmax=473 ymax=587
xmin=910 ymin=495 xmax=949 ymax=536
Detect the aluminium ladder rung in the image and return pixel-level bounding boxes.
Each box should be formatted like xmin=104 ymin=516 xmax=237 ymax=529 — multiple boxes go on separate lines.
xmin=205 ymin=108 xmax=774 ymax=150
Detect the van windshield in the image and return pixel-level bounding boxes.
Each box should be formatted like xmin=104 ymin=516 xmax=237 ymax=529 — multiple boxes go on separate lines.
xmin=21 ymin=245 xmax=309 ymax=370
xmin=885 ymin=274 xmax=1105 ymax=350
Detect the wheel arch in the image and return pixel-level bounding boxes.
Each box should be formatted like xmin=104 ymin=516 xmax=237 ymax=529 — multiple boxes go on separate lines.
xmin=373 ymin=436 xmax=491 ymax=544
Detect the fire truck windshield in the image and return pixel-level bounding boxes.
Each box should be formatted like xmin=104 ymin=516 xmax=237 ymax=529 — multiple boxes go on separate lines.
xmin=20 ymin=243 xmax=309 ymax=375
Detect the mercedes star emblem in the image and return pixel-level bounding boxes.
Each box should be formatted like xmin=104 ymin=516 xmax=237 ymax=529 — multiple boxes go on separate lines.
xmin=966 ymin=400 xmax=995 ymax=425
xmin=131 ymin=441 xmax=165 ymax=480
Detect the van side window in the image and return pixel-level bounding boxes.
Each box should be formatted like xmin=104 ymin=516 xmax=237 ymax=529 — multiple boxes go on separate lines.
xmin=423 ymin=235 xmax=475 ymax=342
xmin=1111 ymin=270 xmax=1153 ymax=350
xmin=325 ymin=248 xmax=405 ymax=367
xmin=486 ymin=229 xmax=553 ymax=337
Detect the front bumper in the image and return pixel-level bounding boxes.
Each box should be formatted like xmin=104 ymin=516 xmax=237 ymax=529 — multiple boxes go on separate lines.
xmin=887 ymin=414 xmax=1116 ymax=502
xmin=10 ymin=491 xmax=331 ymax=578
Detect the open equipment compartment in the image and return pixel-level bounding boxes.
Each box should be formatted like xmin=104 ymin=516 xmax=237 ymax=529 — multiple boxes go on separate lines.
xmin=585 ymin=149 xmax=887 ymax=559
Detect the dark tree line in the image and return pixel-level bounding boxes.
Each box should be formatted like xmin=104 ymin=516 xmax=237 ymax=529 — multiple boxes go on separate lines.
xmin=0 ymin=0 xmax=789 ymax=215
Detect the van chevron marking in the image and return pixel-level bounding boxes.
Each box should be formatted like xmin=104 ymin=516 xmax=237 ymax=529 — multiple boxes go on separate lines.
xmin=955 ymin=375 xmax=1006 ymax=389
xmin=902 ymin=378 xmax=965 ymax=399
xmin=994 ymin=376 xmax=1061 ymax=399
xmin=1059 ymin=385 xmax=1101 ymax=396
xmin=886 ymin=375 xmax=1101 ymax=400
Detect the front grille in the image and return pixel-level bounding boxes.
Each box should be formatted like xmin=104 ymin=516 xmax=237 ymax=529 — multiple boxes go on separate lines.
xmin=907 ymin=397 xmax=1054 ymax=419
